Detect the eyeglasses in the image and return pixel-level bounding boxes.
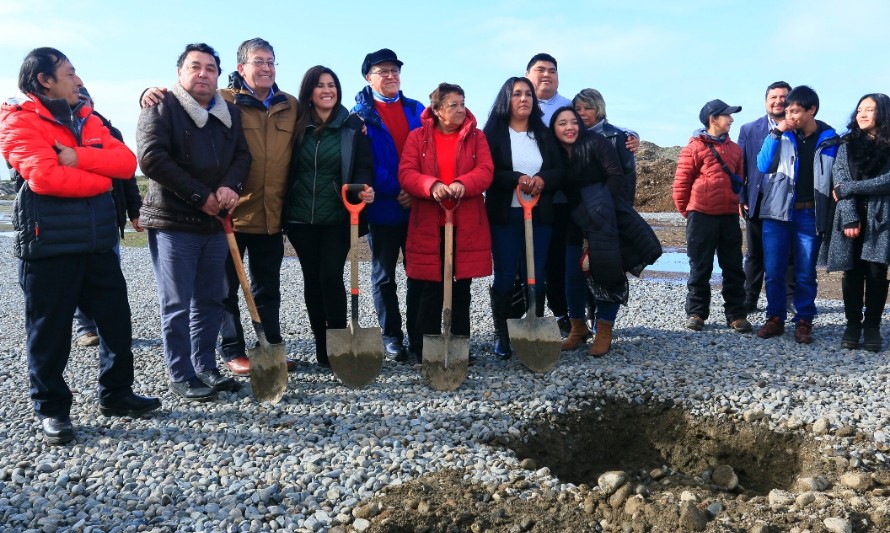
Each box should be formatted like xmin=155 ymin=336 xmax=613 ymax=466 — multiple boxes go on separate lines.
xmin=370 ymin=67 xmax=400 ymax=77
xmin=248 ymin=60 xmax=277 ymax=68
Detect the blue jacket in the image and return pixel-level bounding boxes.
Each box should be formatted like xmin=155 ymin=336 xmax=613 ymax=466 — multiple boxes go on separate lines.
xmin=756 ymin=121 xmax=838 ymax=233
xmin=352 ymin=86 xmax=424 ymax=225
xmin=737 ymin=114 xmax=771 ymax=213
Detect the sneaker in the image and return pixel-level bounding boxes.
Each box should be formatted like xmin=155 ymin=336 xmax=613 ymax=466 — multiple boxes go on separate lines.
xmin=685 ymin=316 xmax=704 ymax=331
xmin=727 ymin=317 xmax=753 ymax=333
xmin=793 ymin=319 xmax=813 ymax=344
xmin=76 ymin=332 xmax=100 ymax=347
xmin=757 ymin=316 xmax=785 ymax=339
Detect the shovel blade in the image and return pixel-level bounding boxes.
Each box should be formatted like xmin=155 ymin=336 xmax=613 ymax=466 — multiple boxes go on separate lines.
xmin=248 ymin=338 xmax=288 ymax=404
xmin=422 ymin=333 xmax=469 ymax=391
xmin=327 ymin=324 xmax=384 ymax=389
xmin=507 ymin=316 xmax=562 ymax=373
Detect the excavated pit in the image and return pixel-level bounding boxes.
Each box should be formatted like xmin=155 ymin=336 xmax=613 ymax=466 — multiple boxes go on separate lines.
xmin=507 ymin=399 xmax=813 ymax=496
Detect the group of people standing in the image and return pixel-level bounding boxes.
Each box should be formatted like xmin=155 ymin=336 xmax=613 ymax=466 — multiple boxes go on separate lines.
xmin=1 ymin=42 xmax=659 ymax=445
xmin=674 ymin=82 xmax=890 ymax=350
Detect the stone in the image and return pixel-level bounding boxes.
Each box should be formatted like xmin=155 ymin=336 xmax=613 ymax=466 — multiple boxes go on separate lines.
xmin=679 ymin=501 xmax=708 ymax=532
xmin=785 ymin=417 xmax=805 ymax=430
xmin=840 ymin=472 xmax=872 ymax=492
xmin=624 ymin=496 xmax=645 ymax=517
xmin=352 ymin=518 xmax=371 ymax=532
xmin=519 ymin=458 xmax=536 ymax=470
xmin=597 ymin=471 xmax=627 ymax=496
xmin=823 ymin=517 xmax=852 ymax=533
xmin=795 ymin=476 xmax=830 ymax=492
xmin=712 ymin=465 xmax=738 ymax=491
xmin=609 ymin=483 xmax=633 ymax=510
xmin=813 ymin=418 xmax=831 ymax=435
xmin=743 ymin=409 xmax=766 ymax=422
xmin=795 ymin=492 xmax=816 ymax=507
xmin=768 ymin=489 xmax=794 ymax=506
xmin=680 ymin=491 xmax=699 ymax=503
xmin=749 ymin=523 xmax=771 ymax=533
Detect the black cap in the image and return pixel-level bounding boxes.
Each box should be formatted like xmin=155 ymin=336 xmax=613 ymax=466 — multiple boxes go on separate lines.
xmin=361 ymin=48 xmax=403 ymax=77
xmin=699 ymin=99 xmax=742 ymax=127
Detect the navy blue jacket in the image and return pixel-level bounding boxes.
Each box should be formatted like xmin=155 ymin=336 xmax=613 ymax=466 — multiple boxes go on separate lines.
xmin=737 ymin=114 xmax=771 ymax=214
xmin=352 ymin=87 xmax=424 ymax=225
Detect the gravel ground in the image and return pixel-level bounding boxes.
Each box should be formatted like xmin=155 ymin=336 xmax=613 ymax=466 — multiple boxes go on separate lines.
xmin=0 ymin=227 xmax=888 ymax=532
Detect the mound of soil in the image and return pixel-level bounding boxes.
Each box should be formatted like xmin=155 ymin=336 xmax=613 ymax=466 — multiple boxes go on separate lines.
xmin=634 ymin=141 xmax=680 ymax=213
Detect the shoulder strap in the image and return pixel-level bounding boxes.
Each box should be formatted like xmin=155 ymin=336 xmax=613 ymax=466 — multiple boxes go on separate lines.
xmin=706 ymin=143 xmax=745 ymax=189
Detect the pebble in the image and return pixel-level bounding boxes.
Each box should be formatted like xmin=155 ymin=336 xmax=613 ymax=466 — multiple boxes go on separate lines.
xmin=678 ymin=501 xmax=708 ymax=531
xmin=711 ymin=465 xmax=738 ymax=491
xmin=768 ymin=490 xmax=795 ymax=507
xmin=840 ymin=472 xmax=872 ymax=492
xmin=598 ymin=471 xmax=627 ymax=496
xmin=823 ymin=517 xmax=852 ymax=533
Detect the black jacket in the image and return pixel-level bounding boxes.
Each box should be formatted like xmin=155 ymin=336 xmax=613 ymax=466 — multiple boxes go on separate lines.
xmin=137 ymin=90 xmax=251 ymax=233
xmin=484 ymin=126 xmax=564 ymax=225
xmin=94 ymin=111 xmax=142 ymax=237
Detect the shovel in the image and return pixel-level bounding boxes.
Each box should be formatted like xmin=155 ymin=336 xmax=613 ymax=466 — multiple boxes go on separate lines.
xmin=423 ymin=204 xmax=469 ymax=391
xmin=507 ymin=185 xmax=562 ymax=373
xmin=326 ymin=184 xmax=384 ymax=389
xmin=221 ymin=213 xmax=288 ymax=404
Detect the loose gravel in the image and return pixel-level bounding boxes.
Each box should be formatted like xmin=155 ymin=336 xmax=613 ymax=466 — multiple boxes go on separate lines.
xmin=0 ymin=228 xmax=888 ymax=532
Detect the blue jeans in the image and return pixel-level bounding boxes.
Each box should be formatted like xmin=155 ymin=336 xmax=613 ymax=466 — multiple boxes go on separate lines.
xmin=73 ymin=242 xmax=121 ymax=337
xmin=565 ymin=243 xmax=619 ymax=322
xmin=491 ymin=208 xmax=552 ymax=305
xmin=20 ymin=250 xmax=135 ymax=418
xmin=148 ymin=229 xmax=228 ymax=382
xmin=367 ymin=222 xmax=408 ymax=343
xmin=762 ymin=208 xmax=820 ymax=322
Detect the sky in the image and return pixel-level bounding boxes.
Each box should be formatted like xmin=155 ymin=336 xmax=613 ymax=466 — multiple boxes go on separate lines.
xmin=1 ymin=0 xmax=889 ymax=167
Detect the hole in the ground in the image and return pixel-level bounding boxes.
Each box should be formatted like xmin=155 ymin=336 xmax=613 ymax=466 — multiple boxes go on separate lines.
xmin=506 ymin=399 xmax=812 ymax=496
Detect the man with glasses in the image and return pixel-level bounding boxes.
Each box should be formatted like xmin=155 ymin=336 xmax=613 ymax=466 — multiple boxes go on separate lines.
xmin=352 ymin=48 xmax=424 ymax=362
xmin=142 ymin=38 xmax=298 ymax=376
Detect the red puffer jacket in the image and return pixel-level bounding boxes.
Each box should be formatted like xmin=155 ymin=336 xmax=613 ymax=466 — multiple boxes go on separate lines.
xmin=0 ymin=95 xmax=136 ymax=197
xmin=398 ymin=108 xmax=494 ymax=281
xmin=673 ymin=132 xmax=742 ymax=217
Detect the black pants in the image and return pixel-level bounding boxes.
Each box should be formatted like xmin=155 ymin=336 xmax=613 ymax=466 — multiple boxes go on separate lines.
xmin=286 ymin=225 xmax=350 ymax=358
xmin=843 ymin=252 xmax=889 ymax=327
xmin=685 ymin=212 xmax=746 ymax=321
xmin=544 ymin=205 xmax=568 ymax=317
xmin=20 ymin=251 xmax=135 ymax=418
xmin=219 ymin=232 xmax=284 ymax=359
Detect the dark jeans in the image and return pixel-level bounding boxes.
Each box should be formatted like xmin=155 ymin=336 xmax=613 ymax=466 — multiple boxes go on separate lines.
xmin=20 ymin=251 xmax=135 ymax=418
xmin=219 ymin=232 xmax=284 ymax=360
xmin=286 ymin=224 xmax=350 ymax=357
xmin=685 ymin=212 xmax=746 ymax=321
xmin=544 ymin=206 xmax=568 ymax=318
xmin=367 ymin=222 xmax=408 ymax=344
xmin=491 ymin=208 xmax=552 ymax=304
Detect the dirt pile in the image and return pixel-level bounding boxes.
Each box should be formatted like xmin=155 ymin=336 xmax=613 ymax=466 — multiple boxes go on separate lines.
xmin=635 ymin=140 xmax=680 ymax=213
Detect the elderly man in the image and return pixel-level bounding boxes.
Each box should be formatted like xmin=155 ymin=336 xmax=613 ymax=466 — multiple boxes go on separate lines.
xmin=0 ymin=47 xmax=160 ymax=445
xmin=352 ymin=48 xmax=424 ymax=362
xmin=137 ymin=43 xmax=252 ymax=401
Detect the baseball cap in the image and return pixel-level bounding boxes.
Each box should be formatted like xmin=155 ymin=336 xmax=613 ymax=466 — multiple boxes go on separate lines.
xmin=699 ymin=99 xmax=742 ymax=126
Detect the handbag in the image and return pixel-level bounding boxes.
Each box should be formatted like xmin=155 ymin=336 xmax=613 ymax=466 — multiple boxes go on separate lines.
xmin=706 ymin=144 xmax=745 ymax=195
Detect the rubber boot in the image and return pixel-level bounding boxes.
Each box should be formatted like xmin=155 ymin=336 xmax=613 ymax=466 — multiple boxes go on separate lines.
xmin=841 ymin=272 xmax=864 ymax=349
xmin=589 ymin=320 xmax=614 ymax=357
xmin=490 ymin=288 xmax=512 ymax=359
xmin=862 ymin=277 xmax=888 ymax=352
xmin=561 ymin=319 xmax=592 ymax=350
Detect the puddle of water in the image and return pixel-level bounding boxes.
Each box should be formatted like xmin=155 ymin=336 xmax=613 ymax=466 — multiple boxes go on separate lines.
xmin=649 ymin=251 xmax=722 ymax=275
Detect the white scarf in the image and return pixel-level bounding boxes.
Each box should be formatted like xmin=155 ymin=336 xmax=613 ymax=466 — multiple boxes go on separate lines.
xmin=171 ymin=82 xmax=231 ymax=129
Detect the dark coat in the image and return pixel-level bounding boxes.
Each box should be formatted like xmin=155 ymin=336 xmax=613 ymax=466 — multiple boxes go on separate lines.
xmin=484 ymin=125 xmax=564 ymax=225
xmin=737 ymin=114 xmax=771 ymax=215
xmin=94 ymin=111 xmax=142 ymax=238
xmin=137 ymin=89 xmax=252 ymax=234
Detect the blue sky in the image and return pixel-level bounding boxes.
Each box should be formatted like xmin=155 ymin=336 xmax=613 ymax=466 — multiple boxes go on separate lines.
xmin=1 ymin=0 xmax=889 ymax=159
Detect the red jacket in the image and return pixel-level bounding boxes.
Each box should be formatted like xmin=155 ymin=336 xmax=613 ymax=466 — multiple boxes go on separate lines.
xmin=0 ymin=95 xmax=136 ymax=197
xmin=673 ymin=131 xmax=742 ymax=217
xmin=398 ymin=108 xmax=494 ymax=281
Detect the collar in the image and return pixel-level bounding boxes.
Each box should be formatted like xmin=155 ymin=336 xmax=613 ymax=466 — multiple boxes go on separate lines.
xmin=171 ymin=83 xmax=232 ymax=128
xmin=372 ymin=89 xmax=400 ymax=104
xmin=244 ymin=83 xmax=275 ymax=109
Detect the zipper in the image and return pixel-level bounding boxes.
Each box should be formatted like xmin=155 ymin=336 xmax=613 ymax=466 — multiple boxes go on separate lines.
xmin=310 ymin=139 xmax=320 ymax=223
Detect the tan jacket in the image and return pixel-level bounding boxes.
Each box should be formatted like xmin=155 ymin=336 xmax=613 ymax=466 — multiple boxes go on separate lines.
xmin=219 ymin=86 xmax=298 ymax=234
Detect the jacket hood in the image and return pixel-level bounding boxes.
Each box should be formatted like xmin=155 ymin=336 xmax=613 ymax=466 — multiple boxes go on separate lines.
xmin=419 ymin=106 xmax=478 ymax=138
xmin=691 ymin=127 xmax=728 ymax=144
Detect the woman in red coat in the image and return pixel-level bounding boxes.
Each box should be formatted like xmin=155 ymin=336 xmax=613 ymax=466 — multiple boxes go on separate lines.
xmin=398 ymin=83 xmax=494 ymax=362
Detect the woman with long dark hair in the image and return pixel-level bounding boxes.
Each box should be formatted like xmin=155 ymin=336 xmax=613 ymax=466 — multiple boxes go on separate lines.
xmin=283 ymin=66 xmax=375 ymax=366
xmin=828 ymin=93 xmax=890 ymax=351
xmin=482 ymin=77 xmax=564 ymax=359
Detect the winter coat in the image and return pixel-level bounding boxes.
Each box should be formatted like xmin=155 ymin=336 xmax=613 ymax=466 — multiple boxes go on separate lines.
xmin=756 ymin=121 xmax=838 ymax=232
xmin=398 ymin=108 xmax=494 ymax=281
xmin=220 ymin=74 xmax=298 ymax=235
xmin=0 ymin=94 xmax=136 ymax=259
xmin=352 ymin=86 xmax=424 ymax=226
xmin=673 ymin=129 xmax=743 ymax=218
xmin=589 ymin=119 xmax=637 ymax=202
xmin=93 ymin=111 xmax=142 ymax=238
xmin=137 ymin=86 xmax=252 ymax=234
xmin=284 ymin=105 xmax=373 ymax=227
xmin=826 ymin=142 xmax=890 ymax=271
xmin=737 ymin=114 xmax=771 ymax=214
xmin=483 ymin=125 xmax=564 ymax=225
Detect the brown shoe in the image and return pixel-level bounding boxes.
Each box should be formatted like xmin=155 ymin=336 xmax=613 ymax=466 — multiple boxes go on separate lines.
xmin=589 ymin=320 xmax=614 ymax=357
xmin=728 ymin=317 xmax=753 ymax=333
xmin=757 ymin=316 xmax=785 ymax=339
xmin=76 ymin=332 xmax=100 ymax=347
xmin=794 ymin=319 xmax=813 ymax=344
xmin=561 ymin=318 xmax=591 ymax=350
xmin=685 ymin=315 xmax=704 ymax=331
xmin=225 ymin=356 xmax=251 ymax=376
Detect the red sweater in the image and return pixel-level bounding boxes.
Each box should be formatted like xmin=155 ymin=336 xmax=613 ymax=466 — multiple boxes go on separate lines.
xmin=398 ymin=108 xmax=494 ymax=281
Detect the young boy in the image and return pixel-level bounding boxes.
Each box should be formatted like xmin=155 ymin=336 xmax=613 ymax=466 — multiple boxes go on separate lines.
xmin=673 ymin=100 xmax=751 ymax=333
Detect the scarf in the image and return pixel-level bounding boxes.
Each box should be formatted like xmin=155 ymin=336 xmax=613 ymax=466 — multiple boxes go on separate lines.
xmin=171 ymin=82 xmax=231 ymax=128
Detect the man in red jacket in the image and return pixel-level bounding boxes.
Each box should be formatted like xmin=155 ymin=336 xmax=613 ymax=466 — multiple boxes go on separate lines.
xmin=673 ymin=100 xmax=751 ymax=333
xmin=0 ymin=47 xmax=160 ymax=445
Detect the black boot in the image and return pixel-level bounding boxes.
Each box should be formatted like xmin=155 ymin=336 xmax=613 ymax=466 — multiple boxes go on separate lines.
xmin=490 ymin=288 xmax=512 ymax=359
xmin=841 ymin=322 xmax=862 ymax=350
xmin=862 ymin=276 xmax=888 ymax=352
xmin=841 ymin=272 xmax=865 ymax=349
